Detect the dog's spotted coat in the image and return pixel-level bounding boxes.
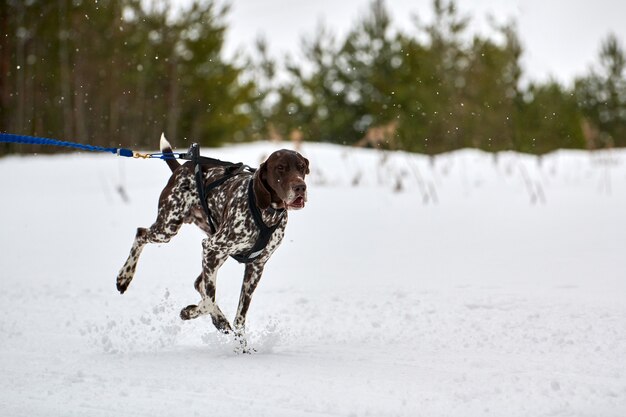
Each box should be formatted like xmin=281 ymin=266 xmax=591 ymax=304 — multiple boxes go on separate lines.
xmin=116 ymin=136 xmax=308 ymax=343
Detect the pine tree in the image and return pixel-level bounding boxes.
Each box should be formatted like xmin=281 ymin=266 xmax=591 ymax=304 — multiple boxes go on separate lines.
xmin=575 ymin=34 xmax=626 ymax=148
xmin=1 ymin=0 xmax=255 ymax=154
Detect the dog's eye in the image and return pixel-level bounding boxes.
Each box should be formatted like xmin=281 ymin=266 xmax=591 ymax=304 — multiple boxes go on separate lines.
xmin=276 ymin=164 xmax=285 ymax=172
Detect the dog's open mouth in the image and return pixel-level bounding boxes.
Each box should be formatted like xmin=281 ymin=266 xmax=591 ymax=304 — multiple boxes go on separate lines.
xmin=287 ymin=196 xmax=306 ymax=210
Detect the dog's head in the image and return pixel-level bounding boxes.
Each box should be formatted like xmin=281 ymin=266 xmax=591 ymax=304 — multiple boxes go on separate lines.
xmin=254 ymin=149 xmax=309 ymax=211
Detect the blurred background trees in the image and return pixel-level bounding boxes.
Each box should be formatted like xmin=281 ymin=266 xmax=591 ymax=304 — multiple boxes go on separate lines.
xmin=1 ymin=0 xmax=253 ymax=153
xmin=1 ymin=0 xmax=624 ymax=155
xmin=575 ymin=34 xmax=626 ymax=149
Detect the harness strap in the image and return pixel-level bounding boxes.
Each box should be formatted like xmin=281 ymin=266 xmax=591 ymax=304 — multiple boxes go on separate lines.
xmin=230 ymin=180 xmax=285 ymax=263
xmin=194 ymin=163 xmax=214 ymax=233
xmin=201 ymin=163 xmax=247 ymax=234
xmin=188 ymin=143 xmax=284 ymax=263
xmin=189 ymin=143 xmax=246 ymax=233
xmin=181 ymin=142 xmax=257 ymax=170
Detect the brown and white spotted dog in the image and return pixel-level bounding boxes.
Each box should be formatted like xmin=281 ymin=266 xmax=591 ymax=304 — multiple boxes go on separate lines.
xmin=116 ymin=135 xmax=309 ymax=341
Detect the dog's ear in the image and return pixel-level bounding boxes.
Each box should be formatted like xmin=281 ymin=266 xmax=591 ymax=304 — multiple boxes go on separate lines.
xmin=302 ymin=155 xmax=310 ymax=175
xmin=253 ymin=162 xmax=272 ymax=209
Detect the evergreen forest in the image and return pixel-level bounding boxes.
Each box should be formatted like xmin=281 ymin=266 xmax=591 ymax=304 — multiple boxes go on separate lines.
xmin=1 ymin=0 xmax=625 ymax=155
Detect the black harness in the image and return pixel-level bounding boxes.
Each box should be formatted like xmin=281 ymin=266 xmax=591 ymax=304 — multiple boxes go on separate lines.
xmin=185 ymin=143 xmax=285 ymax=264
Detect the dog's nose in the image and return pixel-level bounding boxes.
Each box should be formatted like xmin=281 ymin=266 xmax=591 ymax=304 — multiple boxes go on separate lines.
xmin=292 ymin=182 xmax=307 ymax=194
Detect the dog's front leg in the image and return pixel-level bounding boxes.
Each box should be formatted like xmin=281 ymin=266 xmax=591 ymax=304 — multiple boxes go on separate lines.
xmin=233 ymin=262 xmax=265 ymax=333
xmin=232 ymin=262 xmax=265 ymax=353
xmin=180 ymin=238 xmax=232 ymax=333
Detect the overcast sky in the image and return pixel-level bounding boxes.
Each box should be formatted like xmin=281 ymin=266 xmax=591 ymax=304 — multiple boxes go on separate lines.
xmin=218 ymin=0 xmax=626 ymax=86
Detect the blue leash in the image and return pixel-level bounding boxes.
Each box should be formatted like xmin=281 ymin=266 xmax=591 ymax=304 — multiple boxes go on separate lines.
xmin=0 ymin=132 xmax=180 ymax=159
xmin=1 ymin=132 xmax=273 ymax=260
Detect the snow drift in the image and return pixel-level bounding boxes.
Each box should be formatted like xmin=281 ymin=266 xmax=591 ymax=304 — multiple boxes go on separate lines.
xmin=1 ymin=142 xmax=625 ymax=416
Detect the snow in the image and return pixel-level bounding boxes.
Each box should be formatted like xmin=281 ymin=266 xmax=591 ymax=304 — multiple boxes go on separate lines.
xmin=1 ymin=142 xmax=625 ymax=416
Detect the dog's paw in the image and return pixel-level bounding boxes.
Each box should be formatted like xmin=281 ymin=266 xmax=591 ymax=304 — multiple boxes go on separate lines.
xmin=233 ymin=332 xmax=256 ymax=355
xmin=211 ymin=316 xmax=233 ymax=334
xmin=234 ymin=344 xmax=257 ymax=355
xmin=116 ymin=278 xmax=129 ymax=294
xmin=180 ymin=305 xmax=199 ymax=320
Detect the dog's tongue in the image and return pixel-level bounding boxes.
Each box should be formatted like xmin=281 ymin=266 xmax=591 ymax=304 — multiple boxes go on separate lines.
xmin=288 ymin=196 xmax=305 ymax=209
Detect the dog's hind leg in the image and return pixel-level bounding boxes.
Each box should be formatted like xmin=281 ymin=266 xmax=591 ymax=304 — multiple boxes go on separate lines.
xmin=116 ymin=227 xmax=157 ymax=294
xmin=180 ymin=237 xmax=233 ymax=333
xmin=116 ymin=179 xmax=194 ymax=294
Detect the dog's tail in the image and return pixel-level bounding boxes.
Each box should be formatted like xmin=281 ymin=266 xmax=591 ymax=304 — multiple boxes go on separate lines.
xmin=160 ymin=133 xmax=181 ymax=172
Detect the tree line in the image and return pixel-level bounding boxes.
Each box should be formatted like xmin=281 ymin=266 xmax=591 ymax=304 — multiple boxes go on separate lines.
xmin=1 ymin=0 xmax=625 ymax=155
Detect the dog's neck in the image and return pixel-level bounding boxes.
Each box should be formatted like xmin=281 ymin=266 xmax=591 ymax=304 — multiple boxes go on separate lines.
xmin=263 ymin=177 xmax=285 ymax=210
xmin=253 ymin=172 xmax=285 ymax=211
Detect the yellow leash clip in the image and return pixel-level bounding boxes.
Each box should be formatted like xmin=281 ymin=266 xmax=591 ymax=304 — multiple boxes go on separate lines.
xmin=132 ymin=151 xmax=151 ymax=159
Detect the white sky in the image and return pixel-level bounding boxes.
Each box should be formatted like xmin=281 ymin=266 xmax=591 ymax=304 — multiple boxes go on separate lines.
xmin=218 ymin=0 xmax=626 ymax=86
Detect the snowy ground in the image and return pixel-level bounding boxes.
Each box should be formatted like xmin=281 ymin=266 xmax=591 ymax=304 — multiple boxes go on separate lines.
xmin=1 ymin=141 xmax=625 ymax=417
